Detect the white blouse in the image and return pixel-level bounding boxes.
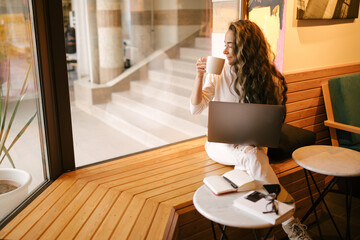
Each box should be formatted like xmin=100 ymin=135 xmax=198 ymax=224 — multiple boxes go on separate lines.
xmin=190 ymin=62 xmax=241 ymax=115
xmin=190 ymin=62 xmax=283 ymax=115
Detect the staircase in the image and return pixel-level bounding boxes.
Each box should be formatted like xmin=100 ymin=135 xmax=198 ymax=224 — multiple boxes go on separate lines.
xmin=90 ymin=37 xmax=212 ymax=150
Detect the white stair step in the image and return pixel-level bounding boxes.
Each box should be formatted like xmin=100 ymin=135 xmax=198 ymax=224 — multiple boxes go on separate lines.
xmin=75 ymin=101 xmax=167 ymax=148
xmin=195 ymin=37 xmax=211 ymax=49
xmin=148 ymin=70 xmax=194 ymax=90
xmin=180 ymin=47 xmax=211 ymax=61
xmin=112 ymin=92 xmax=207 ymax=136
xmin=133 ymin=79 xmax=191 ymax=98
xmin=130 ymin=80 xmax=208 ymax=117
xmin=113 ymin=90 xmax=208 ymax=127
xmin=164 ymin=59 xmax=196 ymax=74
xmin=131 ymin=81 xmax=190 ymax=109
xmin=97 ymin=102 xmax=191 ymax=143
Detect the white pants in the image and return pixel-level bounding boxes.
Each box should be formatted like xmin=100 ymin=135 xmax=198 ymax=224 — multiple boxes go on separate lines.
xmin=205 ymin=141 xmax=279 ymax=185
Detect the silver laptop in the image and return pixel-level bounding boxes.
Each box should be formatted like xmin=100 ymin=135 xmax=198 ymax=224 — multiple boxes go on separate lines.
xmin=207 ymin=101 xmax=285 ymax=147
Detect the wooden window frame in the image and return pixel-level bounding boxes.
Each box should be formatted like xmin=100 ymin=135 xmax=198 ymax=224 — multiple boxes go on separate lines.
xmin=32 ymin=0 xmax=75 ymax=178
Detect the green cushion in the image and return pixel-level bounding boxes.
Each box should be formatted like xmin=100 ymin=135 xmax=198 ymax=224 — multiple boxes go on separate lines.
xmin=268 ymin=124 xmax=316 ymax=161
xmin=328 ymin=73 xmax=360 ymax=147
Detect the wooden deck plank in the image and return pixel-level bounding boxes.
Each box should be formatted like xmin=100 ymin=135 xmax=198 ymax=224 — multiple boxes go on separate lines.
xmin=162 ymin=192 xmax=195 ymax=210
xmin=146 ymin=203 xmax=175 ymax=240
xmin=21 ymin=180 xmax=87 ymax=240
xmin=79 ymin=150 xmax=207 ymax=186
xmin=0 ymin=175 xmax=65 ymax=238
xmin=74 ymin=188 xmax=121 ymax=239
xmin=71 ymin=138 xmax=206 ymax=177
xmin=137 ymin=167 xmax=230 ymax=201
xmin=101 ymin=153 xmax=211 ymax=189
xmin=110 ymin=196 xmax=146 ymax=240
xmin=92 ymin=191 xmax=133 ymax=239
xmin=53 ymin=185 xmax=108 ymax=239
xmin=128 ymin=199 xmax=160 ymax=239
xmin=74 ymin=147 xmax=206 ymax=183
xmin=39 ymin=182 xmax=100 ymax=239
xmin=1 ymin=175 xmax=77 ymax=240
xmin=125 ymin=163 xmax=225 ymax=195
xmin=150 ymin=183 xmax=203 ymax=208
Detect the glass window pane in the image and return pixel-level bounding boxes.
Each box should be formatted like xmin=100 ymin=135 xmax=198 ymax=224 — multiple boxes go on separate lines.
xmin=0 ymin=0 xmax=49 ymax=221
xmin=64 ymin=0 xmax=212 ymax=167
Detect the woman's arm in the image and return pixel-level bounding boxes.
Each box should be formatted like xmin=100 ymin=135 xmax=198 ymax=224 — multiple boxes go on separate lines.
xmin=191 ymin=57 xmax=206 ymax=105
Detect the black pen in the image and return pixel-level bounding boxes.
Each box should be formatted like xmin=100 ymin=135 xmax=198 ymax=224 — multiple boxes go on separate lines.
xmin=223 ymin=176 xmax=238 ymax=189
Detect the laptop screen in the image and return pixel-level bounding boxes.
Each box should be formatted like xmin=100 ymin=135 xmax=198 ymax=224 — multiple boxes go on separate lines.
xmin=207 ymin=101 xmax=285 ymax=147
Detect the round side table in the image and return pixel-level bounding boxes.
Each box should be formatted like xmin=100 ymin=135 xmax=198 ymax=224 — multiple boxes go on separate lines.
xmin=292 ymin=145 xmax=360 ymax=240
xmin=193 ymin=185 xmax=294 ymax=239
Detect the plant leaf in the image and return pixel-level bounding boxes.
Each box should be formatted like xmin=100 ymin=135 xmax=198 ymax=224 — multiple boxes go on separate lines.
xmin=0 ymin=57 xmax=8 ymax=132
xmin=0 ymin=63 xmax=31 ymax=160
xmin=19 ymin=62 xmax=31 ymax=95
xmin=0 ymin=58 xmax=11 ymax=148
xmin=0 ymin=146 xmax=15 ymax=168
xmin=6 ymin=111 xmax=37 ymax=153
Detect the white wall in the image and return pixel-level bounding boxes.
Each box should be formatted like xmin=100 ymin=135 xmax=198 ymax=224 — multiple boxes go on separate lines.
xmin=283 ymin=0 xmax=360 ymax=73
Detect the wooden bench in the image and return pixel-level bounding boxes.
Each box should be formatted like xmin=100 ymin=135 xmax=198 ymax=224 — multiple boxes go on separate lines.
xmin=0 ymin=137 xmax=325 ymax=239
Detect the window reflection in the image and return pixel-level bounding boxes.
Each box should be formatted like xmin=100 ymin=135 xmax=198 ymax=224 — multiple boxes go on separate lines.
xmin=0 ymin=0 xmax=49 ymax=221
xmin=63 ymin=0 xmax=212 ymax=167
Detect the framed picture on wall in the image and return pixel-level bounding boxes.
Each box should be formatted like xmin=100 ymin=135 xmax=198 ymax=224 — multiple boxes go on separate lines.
xmin=247 ymin=0 xmax=286 ymax=73
xmin=297 ymin=0 xmax=360 ymax=19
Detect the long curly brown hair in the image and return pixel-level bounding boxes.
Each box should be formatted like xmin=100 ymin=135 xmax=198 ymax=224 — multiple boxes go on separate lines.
xmin=228 ymin=20 xmax=287 ymax=111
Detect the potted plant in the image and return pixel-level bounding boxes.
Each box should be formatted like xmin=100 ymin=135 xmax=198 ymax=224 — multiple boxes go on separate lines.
xmin=0 ymin=58 xmax=37 ymax=220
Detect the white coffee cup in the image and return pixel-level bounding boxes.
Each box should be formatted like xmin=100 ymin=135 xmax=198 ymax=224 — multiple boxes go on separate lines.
xmin=206 ymin=56 xmax=225 ymax=75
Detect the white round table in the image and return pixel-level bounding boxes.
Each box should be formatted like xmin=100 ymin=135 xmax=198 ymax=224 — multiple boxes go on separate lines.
xmin=292 ymin=145 xmax=360 ymax=240
xmin=193 ymin=184 xmax=294 ymax=239
xmin=292 ymin=145 xmax=360 ymax=177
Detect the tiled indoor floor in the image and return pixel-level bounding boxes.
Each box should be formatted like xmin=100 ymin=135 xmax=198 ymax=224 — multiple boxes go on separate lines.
xmin=305 ymin=186 xmax=360 ymax=240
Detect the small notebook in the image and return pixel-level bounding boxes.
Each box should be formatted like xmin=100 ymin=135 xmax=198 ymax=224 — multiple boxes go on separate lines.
xmin=233 ymin=191 xmax=295 ymax=225
xmin=203 ymin=169 xmax=256 ymax=195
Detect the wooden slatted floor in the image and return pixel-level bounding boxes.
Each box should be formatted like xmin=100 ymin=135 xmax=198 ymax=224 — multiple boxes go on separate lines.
xmin=0 ymin=137 xmax=233 ymax=239
xmin=0 ymin=136 xmax=326 ymax=240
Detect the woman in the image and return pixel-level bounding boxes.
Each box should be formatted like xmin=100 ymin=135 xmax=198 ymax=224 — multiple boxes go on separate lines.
xmin=190 ymin=20 xmax=311 ymax=240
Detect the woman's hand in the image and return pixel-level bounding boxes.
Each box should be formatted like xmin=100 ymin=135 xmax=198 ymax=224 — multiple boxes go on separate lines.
xmin=191 ymin=57 xmax=206 ymax=106
xmin=233 ymin=145 xmax=255 ymax=153
xmin=196 ymin=57 xmax=207 ymax=78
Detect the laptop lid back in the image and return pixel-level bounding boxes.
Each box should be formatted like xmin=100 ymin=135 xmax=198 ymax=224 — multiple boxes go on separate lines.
xmin=207 ymin=101 xmax=285 ymax=147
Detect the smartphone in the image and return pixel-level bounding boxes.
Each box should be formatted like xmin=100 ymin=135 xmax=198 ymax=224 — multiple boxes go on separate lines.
xmin=245 ymin=191 xmax=265 ymax=203
xmin=263 ymin=184 xmax=281 ymax=196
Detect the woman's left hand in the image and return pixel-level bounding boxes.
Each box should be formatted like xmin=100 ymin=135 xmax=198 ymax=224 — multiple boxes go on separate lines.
xmin=233 ymin=144 xmax=255 ymax=153
xmin=196 ymin=57 xmax=207 ymax=76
